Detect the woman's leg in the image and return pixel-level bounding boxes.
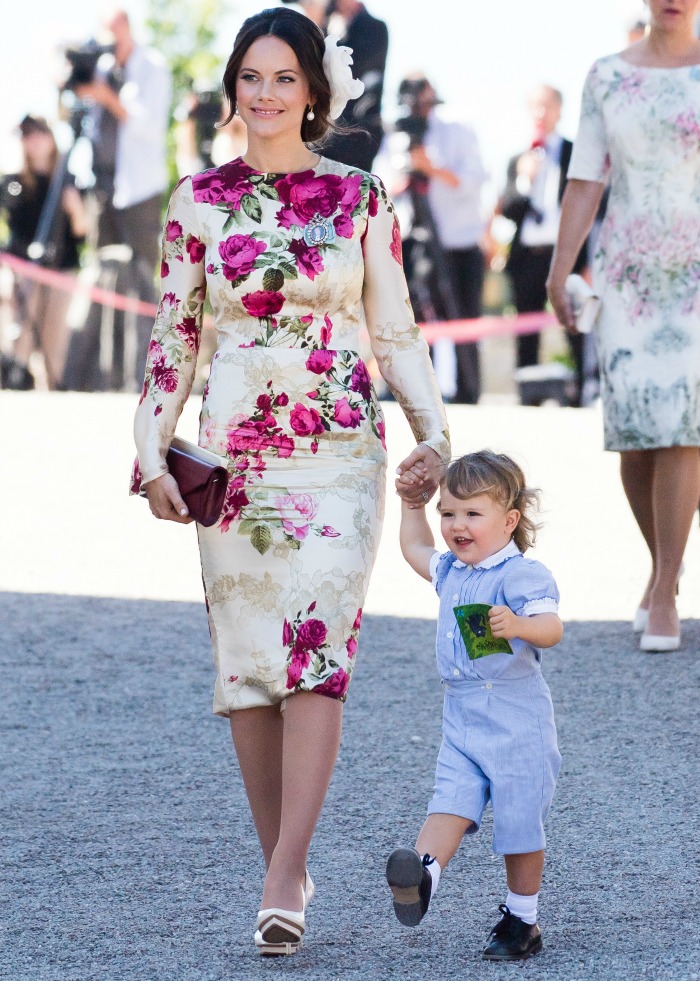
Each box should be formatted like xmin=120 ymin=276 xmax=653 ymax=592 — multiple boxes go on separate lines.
xmin=647 ymin=446 xmax=700 ymax=636
xmin=619 ymin=450 xmax=656 ymax=609
xmin=230 ymin=705 xmax=284 ymax=868
xmin=260 ymin=692 xmax=343 ymax=911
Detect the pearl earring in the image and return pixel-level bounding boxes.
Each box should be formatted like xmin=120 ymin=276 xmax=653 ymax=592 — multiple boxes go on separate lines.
xmin=306 ymin=107 xmax=315 ymax=121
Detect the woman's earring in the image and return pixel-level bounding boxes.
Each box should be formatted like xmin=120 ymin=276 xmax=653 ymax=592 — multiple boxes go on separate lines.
xmin=234 ymin=106 xmax=239 ymax=116
xmin=306 ymin=107 xmax=315 ymax=121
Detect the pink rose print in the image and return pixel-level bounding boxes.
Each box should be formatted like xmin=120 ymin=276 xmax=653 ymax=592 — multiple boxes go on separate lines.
xmin=219 ymin=234 xmax=267 ymax=281
xmin=130 ymin=459 xmax=142 ymax=494
xmin=165 ymin=220 xmax=182 ymax=242
xmin=334 ymin=397 xmax=364 ymax=429
xmin=353 ymin=608 xmax=363 ymax=631
xmin=339 ymin=174 xmax=363 ymax=214
xmin=175 ymin=316 xmax=199 ymax=351
xmin=321 ymin=525 xmax=340 ymax=538
xmin=297 ymin=618 xmax=328 ymax=650
xmin=333 ymin=213 xmax=354 ymax=239
xmin=282 ymin=619 xmax=294 ymax=646
xmin=227 ymin=424 xmax=268 ymax=455
xmin=161 ymin=291 xmax=177 ymax=311
xmin=242 ymin=290 xmax=285 ymax=318
xmin=346 ymin=636 xmax=358 ymax=656
xmin=377 ymin=420 xmax=387 ymax=450
xmin=320 ymin=314 xmax=333 ymax=347
xmin=275 ymin=392 xmax=289 ymax=407
xmin=290 ymin=402 xmax=325 ymax=436
xmin=275 ymin=493 xmax=319 ymax=540
xmin=160 ymin=260 xmax=170 ymax=279
xmin=368 ymin=188 xmax=378 ymax=217
xmin=186 ymin=235 xmax=205 ymax=263
xmin=313 ymin=668 xmax=350 ymax=700
xmin=350 ymin=359 xmax=372 ymax=401
xmin=275 ymin=172 xmax=345 ymax=227
xmin=151 ymin=356 xmax=178 ymax=393
xmin=192 ymin=159 xmax=255 ymax=207
xmin=390 ymin=217 xmax=403 ymax=264
xmin=286 ymin=654 xmax=306 ymax=689
xmin=256 ymin=393 xmax=272 ymax=412
xmin=288 ymin=238 xmax=325 ymax=280
xmin=219 ymin=478 xmax=250 ymax=533
xmin=306 ymin=349 xmax=334 ymax=374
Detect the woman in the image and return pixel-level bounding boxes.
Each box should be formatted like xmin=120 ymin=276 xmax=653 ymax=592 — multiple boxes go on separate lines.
xmin=547 ymin=0 xmax=700 ymax=652
xmin=131 ymin=7 xmax=449 ymax=955
xmin=1 ymin=115 xmax=87 ymax=389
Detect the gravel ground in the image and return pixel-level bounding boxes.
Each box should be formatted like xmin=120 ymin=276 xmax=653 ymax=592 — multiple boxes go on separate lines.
xmin=2 ymin=393 xmax=699 ymax=979
xmin=1 ymin=593 xmax=699 ymax=981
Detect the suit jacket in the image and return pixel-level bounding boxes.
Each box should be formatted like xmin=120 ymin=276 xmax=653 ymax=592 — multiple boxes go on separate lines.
xmin=501 ymin=138 xmax=586 ymax=274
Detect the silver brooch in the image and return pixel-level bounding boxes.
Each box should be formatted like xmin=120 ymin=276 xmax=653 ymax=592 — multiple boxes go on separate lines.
xmin=303 ymin=214 xmax=336 ymax=246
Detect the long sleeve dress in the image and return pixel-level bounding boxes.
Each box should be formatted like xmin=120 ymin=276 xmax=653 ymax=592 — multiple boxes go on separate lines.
xmin=568 ymin=55 xmax=700 ymax=450
xmin=131 ymin=156 xmax=450 ymax=715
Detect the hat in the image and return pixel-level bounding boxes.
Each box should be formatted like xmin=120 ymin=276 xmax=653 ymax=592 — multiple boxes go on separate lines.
xmin=18 ymin=115 xmax=52 ymax=137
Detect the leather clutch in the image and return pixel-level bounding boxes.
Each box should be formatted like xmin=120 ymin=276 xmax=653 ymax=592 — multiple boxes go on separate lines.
xmin=166 ymin=436 xmax=229 ymax=527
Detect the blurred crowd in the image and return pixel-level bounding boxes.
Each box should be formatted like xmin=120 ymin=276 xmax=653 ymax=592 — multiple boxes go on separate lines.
xmin=0 ymin=2 xmax=649 ymax=403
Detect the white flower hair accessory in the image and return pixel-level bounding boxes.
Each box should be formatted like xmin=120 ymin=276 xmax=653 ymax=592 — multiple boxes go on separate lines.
xmin=323 ymin=35 xmax=365 ymax=120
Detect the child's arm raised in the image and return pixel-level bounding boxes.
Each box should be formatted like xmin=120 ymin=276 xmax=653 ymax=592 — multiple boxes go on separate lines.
xmin=488 ymin=607 xmax=563 ymax=648
xmin=400 ymin=499 xmax=436 ymax=582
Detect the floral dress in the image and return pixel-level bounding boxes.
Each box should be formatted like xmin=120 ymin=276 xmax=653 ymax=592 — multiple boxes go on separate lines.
xmin=569 ymin=55 xmax=700 ymax=450
xmin=131 ymin=156 xmax=449 ymax=714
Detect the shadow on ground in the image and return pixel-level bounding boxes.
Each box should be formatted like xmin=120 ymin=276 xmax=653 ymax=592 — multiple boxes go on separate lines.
xmin=1 ymin=593 xmax=698 ymax=981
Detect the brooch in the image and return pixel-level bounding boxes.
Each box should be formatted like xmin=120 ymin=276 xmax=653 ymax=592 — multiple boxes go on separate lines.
xmin=303 ymin=214 xmax=336 ymax=246
xmin=690 ymin=66 xmax=700 ymax=82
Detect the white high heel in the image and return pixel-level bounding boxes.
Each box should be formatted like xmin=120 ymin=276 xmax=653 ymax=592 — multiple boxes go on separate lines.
xmin=640 ymin=633 xmax=680 ymax=652
xmin=632 ymin=608 xmax=649 ymax=633
xmin=254 ymin=874 xmax=313 ymax=956
xmin=633 ymin=562 xmax=684 ymax=633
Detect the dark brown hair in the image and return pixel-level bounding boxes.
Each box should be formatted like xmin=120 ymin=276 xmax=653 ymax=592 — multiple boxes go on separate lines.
xmin=439 ymin=450 xmax=542 ymax=553
xmin=221 ymin=7 xmax=332 ymax=143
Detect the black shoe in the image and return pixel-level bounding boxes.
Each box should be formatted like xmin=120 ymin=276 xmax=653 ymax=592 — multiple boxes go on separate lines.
xmin=482 ymin=904 xmax=543 ymax=961
xmin=386 ymin=847 xmax=433 ymax=927
xmin=0 ymin=355 xmax=34 ymax=390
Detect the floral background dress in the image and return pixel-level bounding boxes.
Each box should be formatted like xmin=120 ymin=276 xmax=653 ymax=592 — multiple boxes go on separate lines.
xmin=568 ymin=55 xmax=700 ymax=450
xmin=132 ymin=157 xmax=449 ymax=714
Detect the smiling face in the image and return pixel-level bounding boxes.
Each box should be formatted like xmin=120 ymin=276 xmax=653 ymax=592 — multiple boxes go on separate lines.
xmin=438 ymin=488 xmax=520 ymax=566
xmin=647 ymin=0 xmax=700 ymax=31
xmin=235 ymin=35 xmax=314 ymax=145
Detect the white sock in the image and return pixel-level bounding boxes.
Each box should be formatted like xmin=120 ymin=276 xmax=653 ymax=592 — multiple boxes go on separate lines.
xmin=505 ymin=889 xmax=538 ymax=925
xmin=424 ymin=855 xmax=441 ymax=896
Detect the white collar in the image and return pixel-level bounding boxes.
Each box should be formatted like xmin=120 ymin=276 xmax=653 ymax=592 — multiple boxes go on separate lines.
xmin=452 ymin=538 xmax=521 ymax=570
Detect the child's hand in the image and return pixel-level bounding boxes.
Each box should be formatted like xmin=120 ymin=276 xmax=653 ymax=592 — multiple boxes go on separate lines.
xmin=395 ymin=463 xmax=434 ymax=507
xmin=488 ymin=605 xmax=520 ymax=640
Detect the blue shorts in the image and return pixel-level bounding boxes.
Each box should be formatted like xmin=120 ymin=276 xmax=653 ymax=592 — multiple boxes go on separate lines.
xmin=427 ymin=673 xmax=561 ymax=855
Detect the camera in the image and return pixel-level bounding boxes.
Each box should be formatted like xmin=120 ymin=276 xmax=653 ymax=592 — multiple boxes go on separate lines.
xmin=62 ymin=39 xmax=115 ymax=90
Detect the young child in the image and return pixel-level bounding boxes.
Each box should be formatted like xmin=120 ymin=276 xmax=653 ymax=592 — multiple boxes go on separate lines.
xmin=387 ymin=450 xmax=562 ymax=961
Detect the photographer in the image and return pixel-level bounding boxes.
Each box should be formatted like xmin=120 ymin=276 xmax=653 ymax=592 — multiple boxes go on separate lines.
xmin=62 ymin=8 xmax=171 ymax=391
xmin=377 ymin=75 xmax=487 ymax=403
xmin=0 ymin=115 xmax=87 ymax=390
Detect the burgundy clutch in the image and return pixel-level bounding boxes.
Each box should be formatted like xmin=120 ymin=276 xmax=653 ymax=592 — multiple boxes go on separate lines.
xmin=166 ymin=436 xmax=229 ymax=527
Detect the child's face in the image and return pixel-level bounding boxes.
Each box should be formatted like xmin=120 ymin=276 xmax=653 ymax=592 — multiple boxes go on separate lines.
xmin=439 ymin=488 xmax=520 ymax=566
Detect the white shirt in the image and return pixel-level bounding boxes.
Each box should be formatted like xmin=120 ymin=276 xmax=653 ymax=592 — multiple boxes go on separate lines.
xmin=97 ymin=45 xmax=172 ymax=210
xmin=424 ymin=110 xmax=487 ymax=249
xmin=520 ymin=133 xmax=563 ymax=248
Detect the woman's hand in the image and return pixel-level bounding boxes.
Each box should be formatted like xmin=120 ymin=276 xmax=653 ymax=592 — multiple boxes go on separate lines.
xmin=144 ymin=472 xmax=193 ymax=524
xmin=395 ymin=443 xmax=444 ymax=506
xmin=546 ymin=275 xmax=576 ymax=333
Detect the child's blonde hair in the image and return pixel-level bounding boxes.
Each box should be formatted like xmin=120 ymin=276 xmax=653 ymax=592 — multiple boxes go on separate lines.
xmin=440 ymin=450 xmax=542 ymax=553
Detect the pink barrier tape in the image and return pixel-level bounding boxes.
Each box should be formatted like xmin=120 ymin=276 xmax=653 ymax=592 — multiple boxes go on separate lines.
xmin=0 ymin=251 xmax=159 ymax=318
xmin=1 ymin=250 xmax=557 ymax=341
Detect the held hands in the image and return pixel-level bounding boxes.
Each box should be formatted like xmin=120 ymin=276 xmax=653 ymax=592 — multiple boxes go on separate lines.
xmin=144 ymin=472 xmax=193 ymax=524
xmin=395 ymin=443 xmax=443 ymax=508
xmin=488 ymin=605 xmax=520 ymax=640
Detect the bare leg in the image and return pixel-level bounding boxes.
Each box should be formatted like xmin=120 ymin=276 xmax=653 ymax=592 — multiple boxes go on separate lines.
xmin=230 ymin=705 xmax=283 ymax=868
xmin=647 ymin=446 xmax=700 ymax=636
xmin=261 ymin=692 xmax=343 ymax=911
xmin=619 ymin=450 xmax=656 ymax=609
xmin=504 ymin=850 xmax=545 ymax=895
xmin=415 ymin=812 xmax=475 ymax=869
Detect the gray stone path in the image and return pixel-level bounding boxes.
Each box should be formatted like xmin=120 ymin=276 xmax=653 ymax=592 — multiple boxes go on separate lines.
xmin=1 ymin=393 xmax=699 ymax=980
